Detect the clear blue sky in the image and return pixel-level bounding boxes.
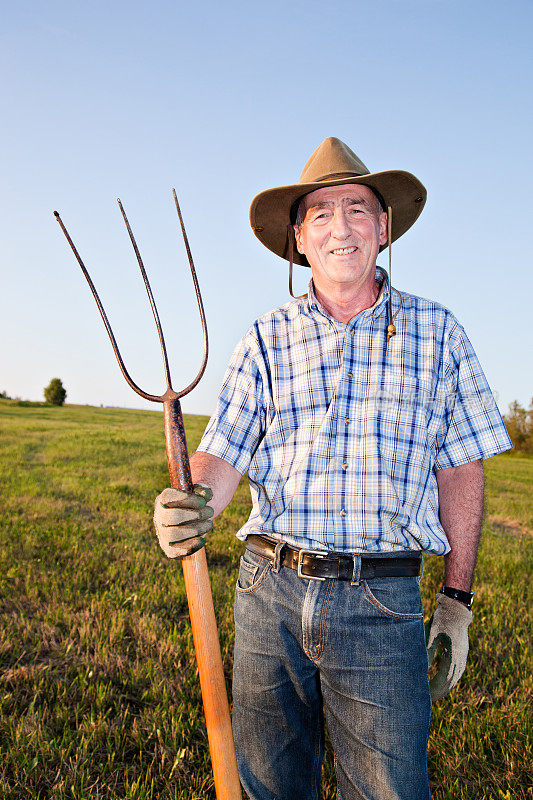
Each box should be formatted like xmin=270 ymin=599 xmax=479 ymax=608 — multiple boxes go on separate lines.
xmin=1 ymin=0 xmax=532 ymax=416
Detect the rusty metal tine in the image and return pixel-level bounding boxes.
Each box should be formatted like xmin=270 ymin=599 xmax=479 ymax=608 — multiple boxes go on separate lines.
xmin=172 ymin=189 xmax=209 ymax=398
xmin=53 ymin=211 xmax=164 ymax=404
xmin=117 ymin=198 xmax=173 ymax=392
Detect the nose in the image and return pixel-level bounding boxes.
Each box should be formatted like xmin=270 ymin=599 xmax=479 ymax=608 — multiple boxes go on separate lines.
xmin=330 ymin=207 xmax=351 ymax=240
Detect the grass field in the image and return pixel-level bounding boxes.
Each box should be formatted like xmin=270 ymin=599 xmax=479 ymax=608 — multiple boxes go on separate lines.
xmin=0 ymin=401 xmax=531 ymax=799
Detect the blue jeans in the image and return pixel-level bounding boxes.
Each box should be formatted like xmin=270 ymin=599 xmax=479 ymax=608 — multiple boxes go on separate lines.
xmin=232 ymin=548 xmax=432 ymax=800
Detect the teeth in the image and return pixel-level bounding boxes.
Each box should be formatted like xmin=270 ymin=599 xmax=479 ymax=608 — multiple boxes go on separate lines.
xmin=332 ymin=247 xmax=357 ymax=255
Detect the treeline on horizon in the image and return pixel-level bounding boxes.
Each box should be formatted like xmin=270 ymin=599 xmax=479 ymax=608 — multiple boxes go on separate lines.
xmin=503 ymin=398 xmax=533 ymax=453
xmin=2 ymin=388 xmax=533 ymax=454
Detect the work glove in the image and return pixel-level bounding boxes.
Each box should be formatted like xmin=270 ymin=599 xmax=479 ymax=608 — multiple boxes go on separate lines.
xmin=154 ymin=485 xmax=214 ymax=559
xmin=425 ymin=592 xmax=473 ymax=703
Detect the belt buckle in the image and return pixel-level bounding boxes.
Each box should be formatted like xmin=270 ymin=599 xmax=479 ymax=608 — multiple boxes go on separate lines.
xmin=297 ymin=549 xmax=327 ymax=581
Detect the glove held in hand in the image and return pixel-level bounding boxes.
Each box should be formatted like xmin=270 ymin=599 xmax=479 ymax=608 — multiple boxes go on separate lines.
xmin=425 ymin=592 xmax=473 ymax=702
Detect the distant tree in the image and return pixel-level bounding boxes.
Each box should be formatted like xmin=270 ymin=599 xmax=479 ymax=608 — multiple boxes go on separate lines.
xmin=503 ymin=398 xmax=533 ymax=453
xmin=0 ymin=390 xmax=10 ymax=399
xmin=44 ymin=378 xmax=67 ymax=406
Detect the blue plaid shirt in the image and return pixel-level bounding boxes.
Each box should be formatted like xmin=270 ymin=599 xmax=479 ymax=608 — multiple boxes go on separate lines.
xmin=198 ymin=268 xmax=511 ymax=555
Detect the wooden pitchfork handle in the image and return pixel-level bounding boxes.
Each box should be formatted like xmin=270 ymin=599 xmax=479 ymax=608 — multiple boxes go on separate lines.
xmin=165 ymin=398 xmax=241 ymax=800
xmin=54 ymin=193 xmax=242 ymax=800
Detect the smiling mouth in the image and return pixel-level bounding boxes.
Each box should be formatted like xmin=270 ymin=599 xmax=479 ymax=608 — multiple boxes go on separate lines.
xmin=331 ymin=246 xmax=358 ymax=255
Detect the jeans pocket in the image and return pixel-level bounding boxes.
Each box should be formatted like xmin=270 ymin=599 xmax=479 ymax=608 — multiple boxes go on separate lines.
xmin=236 ymin=549 xmax=272 ymax=594
xmin=362 ymin=577 xmax=424 ymax=620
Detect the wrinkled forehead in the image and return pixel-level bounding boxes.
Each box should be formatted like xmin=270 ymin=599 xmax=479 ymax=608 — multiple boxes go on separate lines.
xmin=298 ymin=182 xmax=380 ymax=216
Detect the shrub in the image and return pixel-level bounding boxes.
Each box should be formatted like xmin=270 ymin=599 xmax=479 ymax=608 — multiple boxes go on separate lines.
xmin=503 ymin=398 xmax=533 ymax=453
xmin=44 ymin=378 xmax=67 ymax=406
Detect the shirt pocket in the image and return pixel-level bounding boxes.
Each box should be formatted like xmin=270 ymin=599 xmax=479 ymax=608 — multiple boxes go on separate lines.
xmin=366 ymin=372 xmax=434 ymax=461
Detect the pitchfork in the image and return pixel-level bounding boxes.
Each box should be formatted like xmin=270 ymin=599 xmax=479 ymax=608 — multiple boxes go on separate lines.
xmin=54 ymin=193 xmax=241 ymax=800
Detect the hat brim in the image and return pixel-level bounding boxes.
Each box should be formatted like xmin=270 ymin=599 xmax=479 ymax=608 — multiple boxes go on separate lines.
xmin=249 ymin=170 xmax=426 ymax=267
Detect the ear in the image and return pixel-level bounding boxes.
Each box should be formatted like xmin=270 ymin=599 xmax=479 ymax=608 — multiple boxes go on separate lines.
xmin=378 ymin=211 xmax=388 ymax=247
xmin=293 ymin=225 xmax=305 ymax=255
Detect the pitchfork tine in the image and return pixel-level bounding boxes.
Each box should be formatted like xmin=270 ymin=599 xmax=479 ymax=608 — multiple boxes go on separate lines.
xmin=54 ymin=189 xmax=209 ymax=402
xmin=171 ymin=189 xmax=209 ymax=398
xmin=53 ymin=209 xmax=158 ymax=402
xmin=117 ymin=197 xmax=173 ymax=391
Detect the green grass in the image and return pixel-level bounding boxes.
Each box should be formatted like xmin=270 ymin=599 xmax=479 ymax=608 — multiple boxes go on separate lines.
xmin=0 ymin=401 xmax=531 ymax=799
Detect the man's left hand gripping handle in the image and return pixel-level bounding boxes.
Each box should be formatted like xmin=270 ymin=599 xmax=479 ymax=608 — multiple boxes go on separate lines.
xmin=154 ymin=484 xmax=214 ymax=559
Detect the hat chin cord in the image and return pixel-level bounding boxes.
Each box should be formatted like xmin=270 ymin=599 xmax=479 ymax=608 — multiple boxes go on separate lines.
xmin=288 ymin=224 xmax=307 ymax=300
xmin=387 ymin=205 xmax=402 ymax=346
xmin=288 ymin=211 xmax=402 ymax=345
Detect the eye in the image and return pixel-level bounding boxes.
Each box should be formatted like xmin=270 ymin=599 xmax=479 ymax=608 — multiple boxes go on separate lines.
xmin=310 ymin=211 xmax=330 ymax=222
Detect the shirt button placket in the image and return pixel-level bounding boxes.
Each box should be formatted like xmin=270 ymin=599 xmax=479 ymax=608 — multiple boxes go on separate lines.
xmin=342 ymin=329 xmax=357 ymax=532
xmin=336 ymin=325 xmax=354 ymax=538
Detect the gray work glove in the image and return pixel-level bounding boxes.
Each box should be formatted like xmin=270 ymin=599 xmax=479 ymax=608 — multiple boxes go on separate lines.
xmin=154 ymin=485 xmax=214 ymax=559
xmin=425 ymin=592 xmax=473 ymax=702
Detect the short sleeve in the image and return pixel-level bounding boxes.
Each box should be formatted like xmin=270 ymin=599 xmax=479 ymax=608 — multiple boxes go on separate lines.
xmin=196 ymin=330 xmax=266 ymax=475
xmin=434 ymin=325 xmax=512 ymax=470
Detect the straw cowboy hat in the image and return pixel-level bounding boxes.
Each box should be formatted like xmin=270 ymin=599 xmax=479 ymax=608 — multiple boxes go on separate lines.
xmin=249 ymin=136 xmax=427 ymax=267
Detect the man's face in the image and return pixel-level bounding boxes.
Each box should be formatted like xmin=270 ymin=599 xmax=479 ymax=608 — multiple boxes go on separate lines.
xmin=294 ymin=183 xmax=387 ymax=290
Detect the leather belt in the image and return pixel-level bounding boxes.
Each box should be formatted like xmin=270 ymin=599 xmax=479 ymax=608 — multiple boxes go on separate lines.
xmin=245 ymin=534 xmax=422 ymax=582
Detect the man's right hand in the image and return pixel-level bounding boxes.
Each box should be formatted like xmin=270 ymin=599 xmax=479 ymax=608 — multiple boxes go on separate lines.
xmin=154 ymin=485 xmax=214 ymax=559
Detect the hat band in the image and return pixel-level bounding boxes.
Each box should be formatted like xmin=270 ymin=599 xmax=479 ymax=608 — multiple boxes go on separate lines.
xmin=307 ymin=170 xmax=367 ymax=183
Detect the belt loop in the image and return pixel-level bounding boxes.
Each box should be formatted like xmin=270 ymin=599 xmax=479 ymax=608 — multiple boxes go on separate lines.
xmin=351 ymin=554 xmax=361 ymax=586
xmin=417 ymin=555 xmax=425 ymax=584
xmin=272 ymin=541 xmax=285 ymax=573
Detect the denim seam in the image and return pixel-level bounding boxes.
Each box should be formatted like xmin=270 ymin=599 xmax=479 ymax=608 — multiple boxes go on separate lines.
xmin=241 ymin=550 xmax=269 ymax=569
xmin=311 ymin=714 xmax=321 ymax=800
xmin=236 ymin=563 xmax=272 ymax=595
xmin=362 ymin=580 xmax=424 ymax=620
xmin=314 ymin=579 xmax=335 ymax=660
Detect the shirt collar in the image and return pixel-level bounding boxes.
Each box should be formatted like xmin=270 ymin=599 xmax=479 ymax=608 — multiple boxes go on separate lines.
xmin=306 ymin=266 xmax=391 ymax=324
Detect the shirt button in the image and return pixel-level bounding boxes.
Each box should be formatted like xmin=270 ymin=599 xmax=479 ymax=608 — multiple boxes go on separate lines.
xmin=344 ymin=418 xmax=350 ymax=425
xmin=340 ymin=509 xmax=347 ymax=517
xmin=347 ymin=372 xmax=353 ymax=378
xmin=341 ymin=463 xmax=348 ymax=470
xmin=350 ymin=329 xmax=355 ymax=335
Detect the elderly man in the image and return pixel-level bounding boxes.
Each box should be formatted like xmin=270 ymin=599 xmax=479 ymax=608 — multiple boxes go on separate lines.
xmin=154 ymin=138 xmax=511 ymax=800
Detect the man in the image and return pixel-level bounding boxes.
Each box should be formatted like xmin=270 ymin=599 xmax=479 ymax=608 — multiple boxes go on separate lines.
xmin=153 ymin=137 xmax=512 ymax=800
